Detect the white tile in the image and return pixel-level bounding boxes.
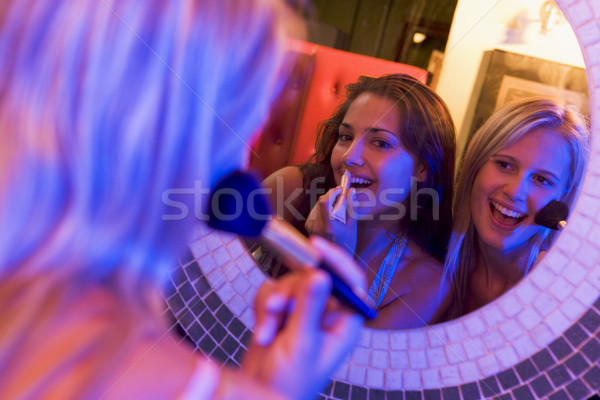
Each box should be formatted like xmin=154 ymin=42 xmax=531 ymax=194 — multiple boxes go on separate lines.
xmin=366 ymin=368 xmax=384 ymax=388
xmin=543 ymin=250 xmax=570 ymax=276
xmin=239 ymin=307 xmax=255 ymax=328
xmin=445 ymin=321 xmax=468 ymax=342
xmin=352 ymin=346 xmax=370 ymax=366
xmin=560 ymin=296 xmax=587 ymax=322
xmin=226 ymin=239 xmax=245 ymax=259
xmin=495 ymin=345 xmax=519 ymax=369
xmin=517 ymin=306 xmax=543 ymax=331
xmin=227 ymin=295 xmax=247 ymax=316
xmin=499 ymin=319 xmax=524 ymax=342
xmin=206 ymin=268 xmax=226 ymax=290
xmin=532 ymin=292 xmax=559 ymax=318
xmin=242 ymin=285 xmax=258 ymax=307
xmin=409 ymin=349 xmax=427 ymax=369
xmin=445 ymin=342 xmax=466 ymax=364
xmin=246 ymin=267 xmax=265 ymax=288
xmin=465 ymin=337 xmax=487 ymax=360
xmin=217 ymin=283 xmax=235 ymax=303
xmin=548 ymin=278 xmax=575 ymax=302
xmin=358 ymin=329 xmax=372 ymax=347
xmin=556 ymin=231 xmax=583 ymax=255
xmin=408 ymin=330 xmax=428 ymax=349
xmin=385 ymin=370 xmax=403 ymax=390
xmin=232 ymin=274 xmax=251 ymax=296
xmin=390 ymin=350 xmax=409 ymax=369
xmin=237 ymin=255 xmax=256 ymax=275
xmin=427 ymin=327 xmax=449 ymax=347
xmin=498 ymin=295 xmax=523 ymax=318
xmin=464 ymin=315 xmax=487 ymax=337
xmin=579 ymin=195 xmax=600 ymax=219
xmin=403 ymin=370 xmax=423 ymax=390
xmin=575 ymin=19 xmax=600 ymax=45
xmin=481 ymin=304 xmax=507 ymax=328
xmin=422 ymin=368 xmax=442 ymax=389
xmin=477 ymin=354 xmax=502 ymax=377
xmin=198 ymin=254 xmax=217 ymax=274
xmin=575 ymin=242 xmax=600 ymax=267
xmin=530 ymin=267 xmax=556 ymax=291
xmin=426 ymin=347 xmax=448 ymax=368
xmin=567 ymin=1 xmax=594 ymax=27
xmin=347 ymin=364 xmax=366 ymax=386
xmin=222 ymin=262 xmax=240 ymax=282
xmin=515 ymin=279 xmax=538 ymax=306
xmin=589 ymin=0 xmax=600 ymax=17
xmin=390 ymin=332 xmax=408 ymax=350
xmin=372 ymin=349 xmax=389 ymax=369
xmin=546 ymin=309 xmax=572 ymax=336
xmin=459 ymin=360 xmax=481 ymax=382
xmin=587 ymin=42 xmax=600 ymax=66
xmin=372 ymin=330 xmax=390 ymax=350
xmin=189 ymin=236 xmax=209 ymax=259
xmin=440 ymin=365 xmax=461 ymax=386
xmin=482 ymin=330 xmax=505 ymax=351
xmin=204 ymin=232 xmax=224 ymax=251
xmin=531 ymin=323 xmax=555 ymax=348
xmin=513 ymin=334 xmax=538 ymax=359
xmin=332 ymin=362 xmax=348 ymax=381
xmin=213 ymin=247 xmax=233 ymax=269
xmin=564 ymin=260 xmax=590 ymax=286
xmin=573 ymin=280 xmax=600 ymax=306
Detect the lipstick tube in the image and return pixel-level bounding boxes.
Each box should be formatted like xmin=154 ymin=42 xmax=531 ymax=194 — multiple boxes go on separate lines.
xmin=331 ymin=171 xmax=351 ymax=223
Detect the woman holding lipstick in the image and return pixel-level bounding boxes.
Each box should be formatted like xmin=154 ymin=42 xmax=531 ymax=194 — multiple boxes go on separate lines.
xmin=441 ymin=98 xmax=589 ymax=321
xmin=263 ymin=74 xmax=457 ymax=329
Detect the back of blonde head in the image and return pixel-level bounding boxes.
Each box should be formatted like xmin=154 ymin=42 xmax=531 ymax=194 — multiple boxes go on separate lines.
xmin=0 ymin=0 xmax=293 ymax=397
xmin=443 ymin=98 xmax=589 ymax=320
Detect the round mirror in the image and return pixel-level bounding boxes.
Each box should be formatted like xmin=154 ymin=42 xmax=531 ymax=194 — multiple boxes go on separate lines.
xmin=166 ymin=0 xmax=600 ymax=397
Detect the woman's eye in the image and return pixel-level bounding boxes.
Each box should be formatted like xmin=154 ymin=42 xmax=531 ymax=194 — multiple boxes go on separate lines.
xmin=373 ymin=139 xmax=391 ymax=148
xmin=534 ymin=175 xmax=553 ymax=187
xmin=338 ymin=133 xmax=352 ymax=142
xmin=495 ymin=160 xmax=512 ymax=170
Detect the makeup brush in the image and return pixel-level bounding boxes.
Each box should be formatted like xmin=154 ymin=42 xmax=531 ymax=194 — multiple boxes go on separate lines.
xmin=206 ymin=170 xmax=377 ymax=320
xmin=534 ymin=200 xmax=569 ymax=230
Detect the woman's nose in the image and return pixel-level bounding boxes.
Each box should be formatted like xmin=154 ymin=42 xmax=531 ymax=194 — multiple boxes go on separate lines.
xmin=342 ymin=140 xmax=365 ymax=166
xmin=503 ymin=175 xmax=528 ymax=202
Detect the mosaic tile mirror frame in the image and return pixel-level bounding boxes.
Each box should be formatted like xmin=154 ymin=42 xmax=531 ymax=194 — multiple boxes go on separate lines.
xmin=165 ymin=0 xmax=600 ymax=398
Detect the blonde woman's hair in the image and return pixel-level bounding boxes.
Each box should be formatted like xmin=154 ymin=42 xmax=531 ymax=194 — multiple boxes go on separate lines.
xmin=0 ymin=0 xmax=292 ymax=290
xmin=443 ymin=98 xmax=590 ymax=320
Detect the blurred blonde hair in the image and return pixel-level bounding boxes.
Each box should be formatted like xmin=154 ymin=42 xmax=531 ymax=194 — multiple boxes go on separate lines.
xmin=0 ymin=0 xmax=297 ymax=396
xmin=443 ymin=98 xmax=590 ymax=320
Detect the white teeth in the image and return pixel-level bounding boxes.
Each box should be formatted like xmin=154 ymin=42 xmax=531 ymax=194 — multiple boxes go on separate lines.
xmin=351 ymin=177 xmax=372 ymax=185
xmin=492 ymin=201 xmax=524 ymax=219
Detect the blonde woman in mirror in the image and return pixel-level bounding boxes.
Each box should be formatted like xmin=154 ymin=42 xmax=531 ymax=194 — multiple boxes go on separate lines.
xmin=264 ymin=74 xmax=457 ymax=329
xmin=442 ymin=98 xmax=590 ymax=321
xmin=0 ymin=1 xmax=366 ymax=399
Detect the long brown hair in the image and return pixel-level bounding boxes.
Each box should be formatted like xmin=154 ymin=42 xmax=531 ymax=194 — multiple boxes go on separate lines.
xmin=301 ymin=74 xmax=456 ymax=261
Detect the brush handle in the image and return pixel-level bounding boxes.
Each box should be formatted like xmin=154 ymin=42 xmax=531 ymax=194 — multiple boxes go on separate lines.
xmin=318 ymin=261 xmax=378 ymax=320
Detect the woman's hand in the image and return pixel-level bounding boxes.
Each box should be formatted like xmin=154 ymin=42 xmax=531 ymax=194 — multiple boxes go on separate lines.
xmin=305 ymin=186 xmax=358 ymax=255
xmin=241 ymin=236 xmax=366 ymax=400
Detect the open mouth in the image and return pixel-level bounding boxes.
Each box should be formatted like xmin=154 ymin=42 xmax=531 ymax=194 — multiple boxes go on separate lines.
xmin=490 ymin=200 xmax=527 ymax=226
xmin=349 ymin=176 xmax=373 ymax=190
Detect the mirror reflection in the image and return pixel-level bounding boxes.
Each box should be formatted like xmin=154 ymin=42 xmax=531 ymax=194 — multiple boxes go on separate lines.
xmin=245 ymin=0 xmax=590 ymax=330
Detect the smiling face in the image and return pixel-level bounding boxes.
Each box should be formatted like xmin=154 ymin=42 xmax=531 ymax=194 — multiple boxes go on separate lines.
xmin=471 ymin=128 xmax=571 ymax=253
xmin=330 ymin=92 xmax=424 ymax=219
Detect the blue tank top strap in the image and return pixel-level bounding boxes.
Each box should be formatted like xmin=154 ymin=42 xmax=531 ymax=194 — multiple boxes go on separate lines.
xmin=367 ymin=232 xmax=408 ymax=308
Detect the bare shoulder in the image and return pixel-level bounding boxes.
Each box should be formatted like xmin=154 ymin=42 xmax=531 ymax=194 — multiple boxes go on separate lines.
xmin=262 ymin=166 xmax=305 ymax=220
xmin=403 ymin=240 xmax=444 ymax=278
xmin=263 ymin=166 xmax=303 ymax=193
